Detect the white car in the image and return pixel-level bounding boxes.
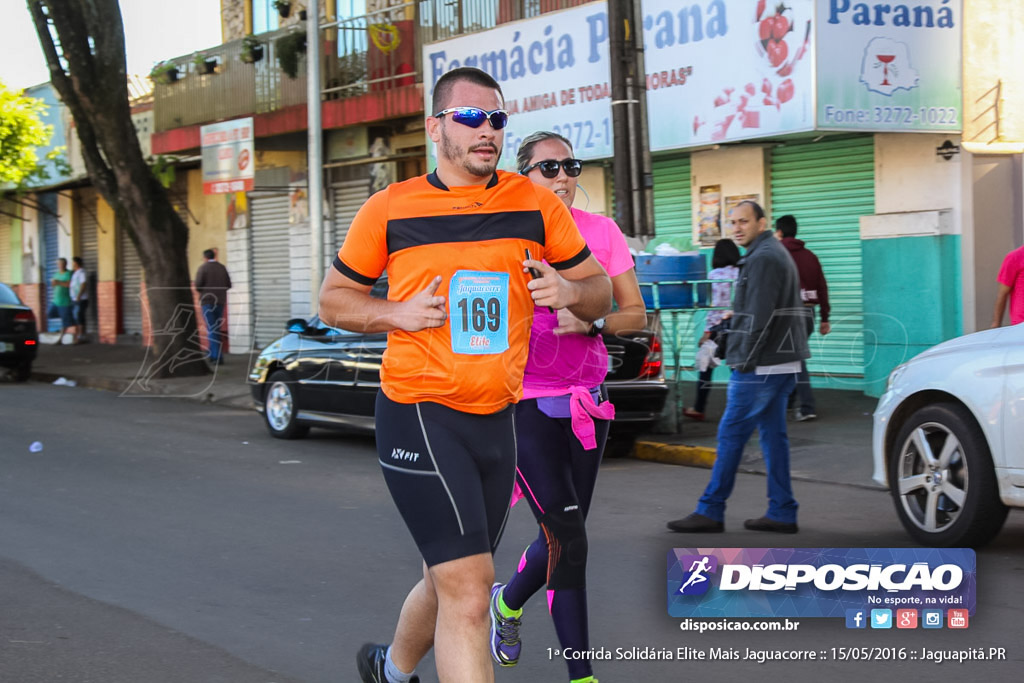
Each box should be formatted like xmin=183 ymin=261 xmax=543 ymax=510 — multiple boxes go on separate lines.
xmin=872 ymin=324 xmax=1024 ymax=547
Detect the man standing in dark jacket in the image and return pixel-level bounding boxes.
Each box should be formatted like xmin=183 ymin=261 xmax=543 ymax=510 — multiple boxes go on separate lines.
xmin=775 ymin=215 xmax=830 ymax=421
xmin=195 ymin=248 xmax=231 ymax=364
xmin=668 ymin=201 xmax=809 ymax=534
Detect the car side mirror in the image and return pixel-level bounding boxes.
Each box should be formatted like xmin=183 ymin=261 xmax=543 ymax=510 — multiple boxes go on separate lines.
xmin=286 ymin=318 xmax=310 ymax=334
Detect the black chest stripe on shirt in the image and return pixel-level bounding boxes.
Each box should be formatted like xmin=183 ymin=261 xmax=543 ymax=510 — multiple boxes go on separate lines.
xmin=386 ymin=211 xmax=546 ymax=254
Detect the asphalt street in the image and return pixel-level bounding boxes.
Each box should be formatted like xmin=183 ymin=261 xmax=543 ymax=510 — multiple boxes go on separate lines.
xmin=1 ymin=382 xmax=1022 ymax=682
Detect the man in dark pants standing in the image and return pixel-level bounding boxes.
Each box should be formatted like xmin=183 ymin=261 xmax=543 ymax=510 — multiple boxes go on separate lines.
xmin=667 ymin=201 xmax=810 ymax=534
xmin=774 ymin=215 xmax=830 ymax=421
xmin=194 ymin=248 xmax=231 ymax=364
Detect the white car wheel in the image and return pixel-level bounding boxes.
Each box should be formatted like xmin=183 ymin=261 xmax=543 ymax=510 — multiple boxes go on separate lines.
xmin=889 ymin=403 xmax=1007 ymax=547
xmin=263 ymin=370 xmax=309 ymax=439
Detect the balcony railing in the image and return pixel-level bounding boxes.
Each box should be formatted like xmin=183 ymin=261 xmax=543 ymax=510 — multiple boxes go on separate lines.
xmin=153 ymin=0 xmax=599 ymax=134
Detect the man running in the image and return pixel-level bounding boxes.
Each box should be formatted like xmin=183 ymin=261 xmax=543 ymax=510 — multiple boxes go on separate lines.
xmin=318 ymin=67 xmax=612 ymax=683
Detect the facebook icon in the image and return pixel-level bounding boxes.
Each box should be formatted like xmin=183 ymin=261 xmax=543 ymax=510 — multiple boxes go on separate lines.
xmin=845 ymin=609 xmax=867 ymax=629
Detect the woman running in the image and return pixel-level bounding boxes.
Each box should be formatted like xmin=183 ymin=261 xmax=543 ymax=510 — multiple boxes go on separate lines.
xmin=489 ymin=131 xmax=647 ymax=683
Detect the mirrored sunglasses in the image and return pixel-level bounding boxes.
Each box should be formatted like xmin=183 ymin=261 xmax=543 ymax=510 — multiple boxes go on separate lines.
xmin=432 ymin=107 xmax=509 ymax=130
xmin=521 ymin=158 xmax=584 ymax=179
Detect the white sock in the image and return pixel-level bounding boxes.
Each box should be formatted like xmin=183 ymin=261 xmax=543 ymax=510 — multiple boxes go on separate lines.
xmin=384 ymin=645 xmax=414 ymax=683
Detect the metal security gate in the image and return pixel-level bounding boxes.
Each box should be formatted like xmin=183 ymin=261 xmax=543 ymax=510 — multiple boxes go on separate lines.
xmin=649 ymin=154 xmax=695 ymax=369
xmin=119 ymin=228 xmax=144 ymax=336
xmin=330 ymin=178 xmax=371 ymax=267
xmin=250 ymin=192 xmax=292 ymax=347
xmin=78 ymin=190 xmax=100 ymax=332
xmin=41 ymin=193 xmax=60 ymax=332
xmin=651 ymin=154 xmax=693 ymax=247
xmin=770 ymin=135 xmax=875 ymax=383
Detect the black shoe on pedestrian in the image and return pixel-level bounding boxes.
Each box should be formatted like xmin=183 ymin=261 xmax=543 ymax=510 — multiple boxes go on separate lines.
xmin=356 ymin=643 xmax=419 ymax=683
xmin=743 ymin=516 xmax=798 ymax=534
xmin=667 ymin=513 xmax=724 ymax=533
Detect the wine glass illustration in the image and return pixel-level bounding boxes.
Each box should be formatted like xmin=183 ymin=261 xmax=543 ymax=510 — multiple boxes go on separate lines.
xmin=876 ymin=54 xmax=896 ymax=86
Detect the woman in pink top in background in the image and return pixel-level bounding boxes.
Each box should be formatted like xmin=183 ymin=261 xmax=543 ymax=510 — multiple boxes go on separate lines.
xmin=488 ymin=132 xmax=647 ymax=683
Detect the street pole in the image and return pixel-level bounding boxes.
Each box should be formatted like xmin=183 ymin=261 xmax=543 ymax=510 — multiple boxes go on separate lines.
xmin=607 ymin=0 xmax=654 ymax=241
xmin=307 ymin=0 xmax=324 ymax=315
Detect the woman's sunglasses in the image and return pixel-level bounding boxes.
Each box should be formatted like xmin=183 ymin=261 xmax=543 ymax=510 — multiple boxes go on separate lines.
xmin=521 ymin=158 xmax=584 ymax=179
xmin=432 ymin=107 xmax=509 ymax=130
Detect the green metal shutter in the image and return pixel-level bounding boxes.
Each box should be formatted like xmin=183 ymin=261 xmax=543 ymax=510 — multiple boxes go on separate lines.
xmin=650 ymin=155 xmax=692 ymax=251
xmin=770 ymin=135 xmax=875 ymax=384
xmin=648 ymin=154 xmax=696 ymax=371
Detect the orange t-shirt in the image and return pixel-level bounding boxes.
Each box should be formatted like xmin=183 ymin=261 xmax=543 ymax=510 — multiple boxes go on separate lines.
xmin=335 ymin=170 xmax=590 ymax=414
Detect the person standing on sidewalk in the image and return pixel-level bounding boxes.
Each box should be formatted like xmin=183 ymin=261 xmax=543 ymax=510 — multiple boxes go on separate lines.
xmin=194 ymin=249 xmax=231 ymax=364
xmin=69 ymin=256 xmax=89 ymax=344
xmin=50 ymin=257 xmax=74 ymax=343
xmin=488 ymin=132 xmax=646 ymax=683
xmin=667 ymin=201 xmax=809 ymax=535
xmin=683 ymin=239 xmax=740 ymax=422
xmin=991 ymin=243 xmax=1024 ymax=327
xmin=774 ymin=215 xmax=830 ymax=421
xmin=318 ymin=68 xmax=611 ymax=683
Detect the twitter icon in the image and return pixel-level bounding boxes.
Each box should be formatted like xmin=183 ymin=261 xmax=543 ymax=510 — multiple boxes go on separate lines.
xmin=870 ymin=609 xmax=892 ymax=629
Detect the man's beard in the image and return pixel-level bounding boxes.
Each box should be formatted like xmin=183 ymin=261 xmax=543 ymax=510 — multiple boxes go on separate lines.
xmin=440 ymin=128 xmax=501 ymax=178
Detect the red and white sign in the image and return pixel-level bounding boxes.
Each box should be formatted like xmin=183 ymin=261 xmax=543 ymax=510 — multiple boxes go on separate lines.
xmin=201 ymin=117 xmax=255 ymax=194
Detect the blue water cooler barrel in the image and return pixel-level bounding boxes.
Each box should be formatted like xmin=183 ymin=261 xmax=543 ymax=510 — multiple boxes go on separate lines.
xmin=635 ymin=254 xmax=708 ymax=308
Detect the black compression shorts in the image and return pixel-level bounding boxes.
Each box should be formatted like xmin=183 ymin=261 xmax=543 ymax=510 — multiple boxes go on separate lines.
xmin=374 ymin=391 xmax=517 ymax=567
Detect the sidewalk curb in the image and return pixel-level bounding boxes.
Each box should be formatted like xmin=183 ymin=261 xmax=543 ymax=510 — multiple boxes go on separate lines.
xmin=634 ymin=440 xmax=716 ymax=468
xmin=31 ymin=371 xmax=256 ymax=411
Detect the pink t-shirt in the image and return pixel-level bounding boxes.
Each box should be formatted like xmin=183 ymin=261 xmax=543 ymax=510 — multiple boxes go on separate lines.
xmin=522 ymin=208 xmax=635 ymax=391
xmin=997 ymin=245 xmax=1024 ymax=325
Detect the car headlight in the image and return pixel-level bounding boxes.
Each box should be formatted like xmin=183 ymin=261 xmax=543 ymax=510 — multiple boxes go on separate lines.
xmin=885 ymin=364 xmax=907 ymax=393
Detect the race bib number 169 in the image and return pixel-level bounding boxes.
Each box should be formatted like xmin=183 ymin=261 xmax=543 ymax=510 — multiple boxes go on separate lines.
xmin=449 ymin=270 xmax=509 ymax=355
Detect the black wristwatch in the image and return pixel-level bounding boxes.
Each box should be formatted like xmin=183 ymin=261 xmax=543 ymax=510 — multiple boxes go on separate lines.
xmin=587 ymin=317 xmax=606 ymax=337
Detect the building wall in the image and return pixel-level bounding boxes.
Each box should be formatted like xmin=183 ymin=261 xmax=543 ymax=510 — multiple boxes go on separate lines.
xmin=222 ymin=0 xmax=246 ymax=42
xmin=95 ymin=196 xmax=119 ymax=344
xmin=963 ymin=0 xmax=1024 ymax=145
xmin=57 ymin=192 xmax=74 ymax=261
xmin=185 ymin=168 xmax=230 ymax=275
xmin=690 ymin=145 xmax=768 ymax=235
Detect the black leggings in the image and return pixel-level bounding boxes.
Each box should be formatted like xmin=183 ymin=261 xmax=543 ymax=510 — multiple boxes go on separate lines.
xmin=502 ymin=391 xmax=610 ymax=680
xmin=374 ymin=391 xmax=517 ymax=567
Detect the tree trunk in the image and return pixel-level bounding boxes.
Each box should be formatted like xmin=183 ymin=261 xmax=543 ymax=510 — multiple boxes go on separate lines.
xmin=30 ymin=0 xmax=207 ymax=378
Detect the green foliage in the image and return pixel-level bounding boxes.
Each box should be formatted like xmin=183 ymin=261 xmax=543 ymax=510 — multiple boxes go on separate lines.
xmin=0 ymin=81 xmax=56 ymax=186
xmin=276 ymin=32 xmax=307 ymax=79
xmin=149 ymin=155 xmax=177 ymax=189
xmin=149 ymin=61 xmax=179 ymax=85
xmin=240 ymin=35 xmax=264 ymax=64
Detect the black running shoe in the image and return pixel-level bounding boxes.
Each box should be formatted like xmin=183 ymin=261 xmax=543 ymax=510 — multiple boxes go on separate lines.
xmin=356 ymin=643 xmax=419 ymax=683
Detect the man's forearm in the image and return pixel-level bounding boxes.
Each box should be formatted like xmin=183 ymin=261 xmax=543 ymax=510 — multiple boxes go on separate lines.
xmin=565 ymin=273 xmax=613 ymax=322
xmin=992 ymin=289 xmax=1010 ymax=327
xmin=319 ymin=289 xmax=397 ymax=333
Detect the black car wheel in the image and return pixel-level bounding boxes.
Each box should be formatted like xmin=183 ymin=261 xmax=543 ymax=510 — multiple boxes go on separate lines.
xmin=263 ymin=370 xmax=309 ymax=440
xmin=888 ymin=403 xmax=1007 ymax=548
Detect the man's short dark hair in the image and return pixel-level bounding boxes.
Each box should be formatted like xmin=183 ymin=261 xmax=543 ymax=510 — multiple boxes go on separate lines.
xmin=775 ymin=214 xmax=798 ymax=238
xmin=203 ymin=249 xmax=216 ymax=260
xmin=72 ymin=256 xmax=83 ymax=267
xmin=431 ymin=67 xmax=504 ymax=114
xmin=735 ymin=200 xmax=765 ymax=221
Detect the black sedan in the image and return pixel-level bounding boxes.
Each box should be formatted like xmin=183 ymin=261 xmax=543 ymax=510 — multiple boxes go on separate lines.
xmin=0 ymin=283 xmax=39 ymax=382
xmin=249 ymin=313 xmax=668 ymax=457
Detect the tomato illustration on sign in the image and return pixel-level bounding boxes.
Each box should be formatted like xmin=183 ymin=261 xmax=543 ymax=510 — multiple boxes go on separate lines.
xmin=776 ymin=79 xmax=795 ymax=104
xmin=238 ymin=148 xmax=250 ymax=171
xmin=766 ymin=38 xmax=788 ymax=67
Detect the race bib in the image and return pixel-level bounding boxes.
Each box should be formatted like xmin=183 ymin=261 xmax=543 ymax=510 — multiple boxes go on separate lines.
xmin=449 ymin=270 xmax=509 ymax=355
